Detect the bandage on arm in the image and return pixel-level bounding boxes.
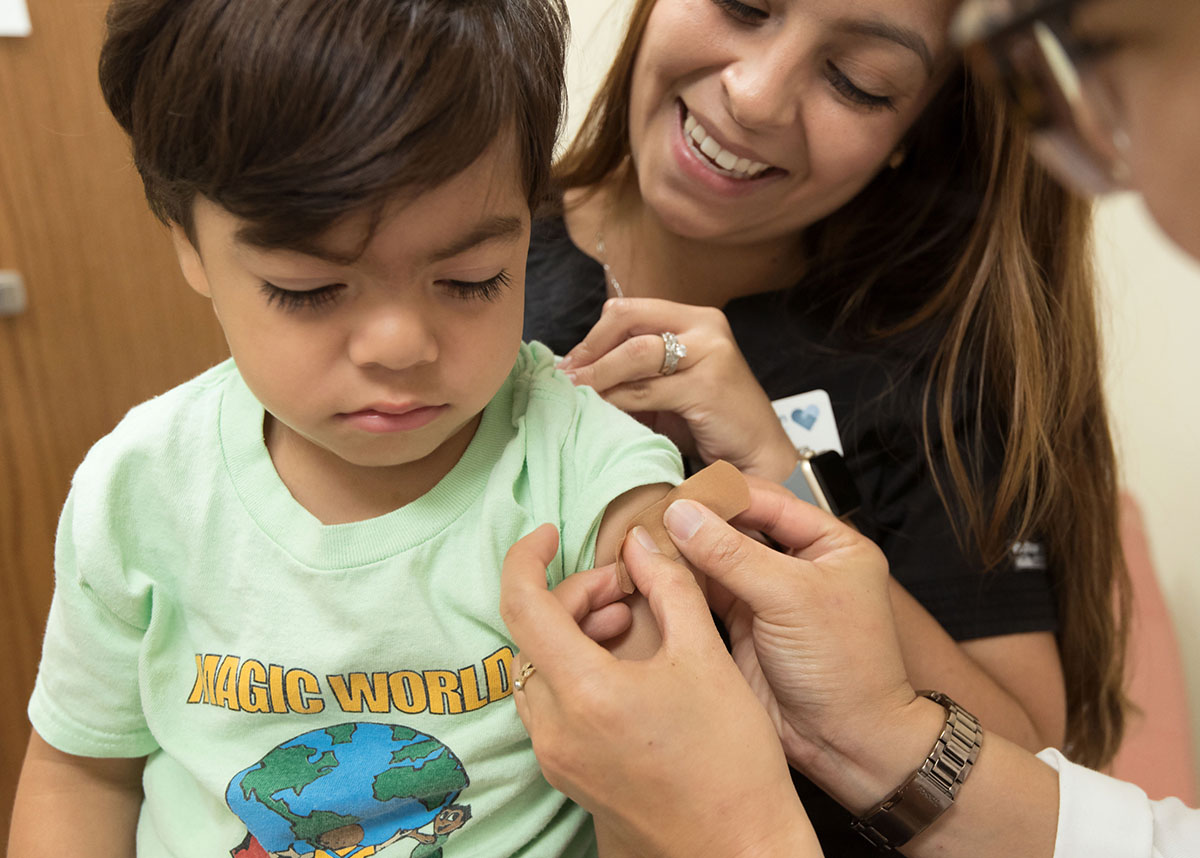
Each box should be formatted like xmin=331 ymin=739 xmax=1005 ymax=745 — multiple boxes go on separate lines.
xmin=614 ymin=460 xmax=750 ymax=594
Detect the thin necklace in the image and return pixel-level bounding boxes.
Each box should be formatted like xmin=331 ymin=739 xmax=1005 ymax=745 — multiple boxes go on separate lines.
xmin=594 ymin=231 xmax=625 ymax=298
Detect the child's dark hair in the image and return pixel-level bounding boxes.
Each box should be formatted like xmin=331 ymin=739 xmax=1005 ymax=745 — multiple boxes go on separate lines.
xmin=99 ymin=0 xmax=568 ymax=251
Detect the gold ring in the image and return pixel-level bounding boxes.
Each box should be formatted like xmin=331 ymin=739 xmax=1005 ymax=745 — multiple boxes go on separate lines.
xmin=514 ymin=662 xmax=537 ymax=692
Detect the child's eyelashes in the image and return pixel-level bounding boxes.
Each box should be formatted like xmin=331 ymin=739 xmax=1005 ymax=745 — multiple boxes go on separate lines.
xmin=259 ymin=281 xmax=345 ymax=312
xmin=441 ymin=269 xmax=513 ymax=302
xmin=258 ymin=270 xmax=513 ymax=312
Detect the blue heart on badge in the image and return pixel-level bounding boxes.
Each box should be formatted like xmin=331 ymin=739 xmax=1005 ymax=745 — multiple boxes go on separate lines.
xmin=792 ymin=405 xmax=820 ymax=431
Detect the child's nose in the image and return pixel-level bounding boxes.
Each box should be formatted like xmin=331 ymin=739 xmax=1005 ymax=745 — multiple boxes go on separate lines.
xmin=346 ymin=306 xmax=438 ymax=371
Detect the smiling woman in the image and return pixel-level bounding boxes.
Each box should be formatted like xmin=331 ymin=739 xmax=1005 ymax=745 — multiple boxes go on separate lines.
xmin=502 ymin=1 xmax=1200 ymax=855
xmin=526 ymin=0 xmax=1129 ymax=852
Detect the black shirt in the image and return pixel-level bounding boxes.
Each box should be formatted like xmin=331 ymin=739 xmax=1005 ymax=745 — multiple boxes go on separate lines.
xmin=524 ymin=212 xmax=1057 ymax=856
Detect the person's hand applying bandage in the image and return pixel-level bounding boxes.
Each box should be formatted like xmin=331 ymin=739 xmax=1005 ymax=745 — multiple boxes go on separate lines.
xmin=500 ymin=476 xmax=929 ymax=858
xmin=499 ymin=507 xmax=816 ymax=858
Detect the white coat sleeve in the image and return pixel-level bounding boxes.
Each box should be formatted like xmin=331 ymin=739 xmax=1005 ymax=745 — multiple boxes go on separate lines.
xmin=1038 ymin=748 xmax=1200 ymax=858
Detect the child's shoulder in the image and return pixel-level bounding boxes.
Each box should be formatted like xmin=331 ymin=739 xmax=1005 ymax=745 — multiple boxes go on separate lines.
xmin=506 ymin=340 xmax=681 ymax=464
xmin=509 ymin=340 xmax=604 ymax=410
xmin=74 ymin=359 xmax=238 ymax=488
xmin=508 ymin=341 xmax=624 ymax=429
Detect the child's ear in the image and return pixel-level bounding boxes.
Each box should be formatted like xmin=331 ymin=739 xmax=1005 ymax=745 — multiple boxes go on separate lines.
xmin=169 ymin=223 xmax=212 ymax=298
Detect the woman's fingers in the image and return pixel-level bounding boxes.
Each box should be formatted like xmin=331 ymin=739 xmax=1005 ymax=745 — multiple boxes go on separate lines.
xmin=553 ymin=563 xmax=636 ymax=619
xmin=619 ymin=528 xmax=729 ymax=660
xmin=662 ymin=499 xmax=818 ymax=613
xmin=559 ymin=297 xmax=700 ymax=371
xmin=565 ymin=332 xmax=692 ymax=393
xmin=734 ymin=482 xmax=866 ymax=560
xmin=500 ymin=525 xmax=612 ymax=684
xmin=577 ymin=602 xmax=635 ymax=643
xmin=553 ymin=564 xmax=638 ymax=641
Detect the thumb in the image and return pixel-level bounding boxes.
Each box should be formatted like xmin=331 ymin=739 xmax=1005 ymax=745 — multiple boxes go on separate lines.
xmin=663 ymin=499 xmax=806 ymax=615
xmin=621 ymin=527 xmax=727 ymax=658
xmin=508 ymin=521 xmax=561 ymax=570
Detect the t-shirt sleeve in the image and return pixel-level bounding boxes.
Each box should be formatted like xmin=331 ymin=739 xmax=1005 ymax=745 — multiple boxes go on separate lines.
xmin=556 ymin=381 xmax=684 ymax=581
xmin=515 ymin=342 xmax=683 ymax=583
xmin=27 ymin=466 xmax=158 ymax=759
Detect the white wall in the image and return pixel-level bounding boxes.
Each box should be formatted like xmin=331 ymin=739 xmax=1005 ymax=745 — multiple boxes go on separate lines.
xmin=1095 ymin=197 xmax=1200 ymax=785
xmin=562 ymin=0 xmax=634 ymax=147
xmin=562 ymin=0 xmax=1200 ymax=783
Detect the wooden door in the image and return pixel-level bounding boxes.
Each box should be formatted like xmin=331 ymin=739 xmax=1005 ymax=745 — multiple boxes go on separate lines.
xmin=0 ymin=1 xmax=228 ymax=841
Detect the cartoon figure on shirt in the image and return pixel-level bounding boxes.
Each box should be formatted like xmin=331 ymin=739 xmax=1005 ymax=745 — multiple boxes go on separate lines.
xmin=226 ymin=722 xmax=470 ymax=857
xmin=391 ymin=805 xmax=471 ymax=858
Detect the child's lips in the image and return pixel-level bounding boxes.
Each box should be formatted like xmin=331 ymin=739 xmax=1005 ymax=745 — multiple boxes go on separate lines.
xmin=340 ymin=404 xmax=448 ymax=433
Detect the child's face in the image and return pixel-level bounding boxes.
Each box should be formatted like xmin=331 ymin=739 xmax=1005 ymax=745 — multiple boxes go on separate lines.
xmin=173 ymin=140 xmax=529 ymax=501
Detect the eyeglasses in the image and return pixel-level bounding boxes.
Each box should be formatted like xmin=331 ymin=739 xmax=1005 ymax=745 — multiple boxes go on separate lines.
xmin=952 ymin=0 xmax=1130 ymax=195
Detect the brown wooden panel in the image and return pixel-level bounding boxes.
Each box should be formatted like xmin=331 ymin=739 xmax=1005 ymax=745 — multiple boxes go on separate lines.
xmin=0 ymin=1 xmax=229 ymax=841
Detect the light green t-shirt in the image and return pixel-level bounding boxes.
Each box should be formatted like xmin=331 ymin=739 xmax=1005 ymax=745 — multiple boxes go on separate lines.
xmin=29 ymin=342 xmax=682 ymax=858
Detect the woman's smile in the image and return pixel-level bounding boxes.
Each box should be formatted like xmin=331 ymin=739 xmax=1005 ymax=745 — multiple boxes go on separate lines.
xmin=680 ymin=101 xmax=779 ymax=180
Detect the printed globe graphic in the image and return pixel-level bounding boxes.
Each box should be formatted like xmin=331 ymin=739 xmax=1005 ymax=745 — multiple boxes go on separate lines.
xmin=227 ymin=722 xmax=469 ymax=854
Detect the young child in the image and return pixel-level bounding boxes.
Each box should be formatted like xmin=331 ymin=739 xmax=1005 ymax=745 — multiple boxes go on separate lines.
xmin=8 ymin=1 xmax=682 ymax=855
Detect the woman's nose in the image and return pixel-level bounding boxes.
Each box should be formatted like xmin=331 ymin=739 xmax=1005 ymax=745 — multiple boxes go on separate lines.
xmin=721 ymin=49 xmax=804 ymax=132
xmin=347 ymin=304 xmax=439 ymax=371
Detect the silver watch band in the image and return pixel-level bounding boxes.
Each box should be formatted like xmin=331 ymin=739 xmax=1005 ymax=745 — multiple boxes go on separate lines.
xmin=850 ymin=691 xmax=983 ymax=851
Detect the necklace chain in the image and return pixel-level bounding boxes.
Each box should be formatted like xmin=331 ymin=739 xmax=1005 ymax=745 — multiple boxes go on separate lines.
xmin=595 ymin=232 xmax=625 ymax=299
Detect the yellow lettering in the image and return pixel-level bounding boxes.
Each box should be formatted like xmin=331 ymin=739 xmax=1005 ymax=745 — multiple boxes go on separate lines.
xmin=238 ymin=659 xmax=271 ymax=714
xmin=424 ymin=670 xmax=463 ymax=715
xmin=213 ymin=656 xmax=241 ymax=710
xmin=327 ymin=673 xmax=390 ymax=714
xmin=268 ymin=664 xmax=288 ymax=714
xmin=389 ymin=671 xmax=427 ymax=715
xmin=186 ymin=654 xmax=209 ymax=704
xmin=483 ymin=646 xmax=515 ymax=701
xmin=185 ymin=654 xmax=220 ymax=705
xmin=285 ymin=669 xmax=324 ymax=714
xmin=459 ymin=665 xmax=488 ymax=712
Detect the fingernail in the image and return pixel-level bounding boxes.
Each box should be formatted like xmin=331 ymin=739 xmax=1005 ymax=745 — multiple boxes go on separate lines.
xmin=632 ymin=526 xmax=661 ymax=554
xmin=665 ymin=500 xmax=704 ymax=541
xmin=558 ymin=354 xmax=576 ymax=370
xmin=563 ymin=370 xmax=578 ymax=384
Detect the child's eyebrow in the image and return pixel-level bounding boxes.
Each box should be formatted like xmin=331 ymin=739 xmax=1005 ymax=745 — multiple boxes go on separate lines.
xmin=234 ymin=214 xmax=527 ymax=267
xmin=426 ymin=215 xmax=527 ymax=263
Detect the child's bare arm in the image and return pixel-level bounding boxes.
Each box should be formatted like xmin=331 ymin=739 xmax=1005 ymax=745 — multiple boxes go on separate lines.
xmin=591 ymin=463 xmax=751 ymax=660
xmin=8 ymin=731 xmax=144 ymax=857
xmin=592 ymin=482 xmax=675 ymax=661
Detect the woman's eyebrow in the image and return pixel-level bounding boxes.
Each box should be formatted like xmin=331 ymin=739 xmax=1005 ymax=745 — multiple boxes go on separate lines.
xmin=836 ymin=19 xmax=935 ymax=74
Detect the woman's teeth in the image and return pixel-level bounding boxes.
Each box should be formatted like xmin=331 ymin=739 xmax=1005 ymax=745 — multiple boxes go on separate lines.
xmin=684 ymin=112 xmax=772 ymax=179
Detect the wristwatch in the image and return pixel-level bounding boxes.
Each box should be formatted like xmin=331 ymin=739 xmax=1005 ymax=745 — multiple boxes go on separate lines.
xmin=850 ymin=691 xmax=984 ymax=851
xmin=782 ymin=447 xmax=862 ymax=519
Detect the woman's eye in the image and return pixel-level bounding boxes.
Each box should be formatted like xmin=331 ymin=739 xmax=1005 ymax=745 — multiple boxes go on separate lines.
xmin=1071 ymin=34 xmax=1126 ymax=66
xmin=259 ymin=282 xmax=345 ymax=312
xmin=711 ymin=0 xmax=768 ymax=24
xmin=825 ymin=62 xmax=896 ymax=112
xmin=441 ymin=270 xmax=513 ymax=302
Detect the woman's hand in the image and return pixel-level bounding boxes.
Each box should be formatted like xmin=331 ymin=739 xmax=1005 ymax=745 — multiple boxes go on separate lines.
xmin=557 ymin=297 xmax=798 ymax=481
xmin=662 ymin=480 xmax=946 ymax=811
xmin=500 ymin=523 xmax=817 ymax=858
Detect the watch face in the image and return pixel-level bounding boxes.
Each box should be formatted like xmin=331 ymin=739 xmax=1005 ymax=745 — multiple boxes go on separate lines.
xmin=810 ymin=450 xmax=862 ymax=518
